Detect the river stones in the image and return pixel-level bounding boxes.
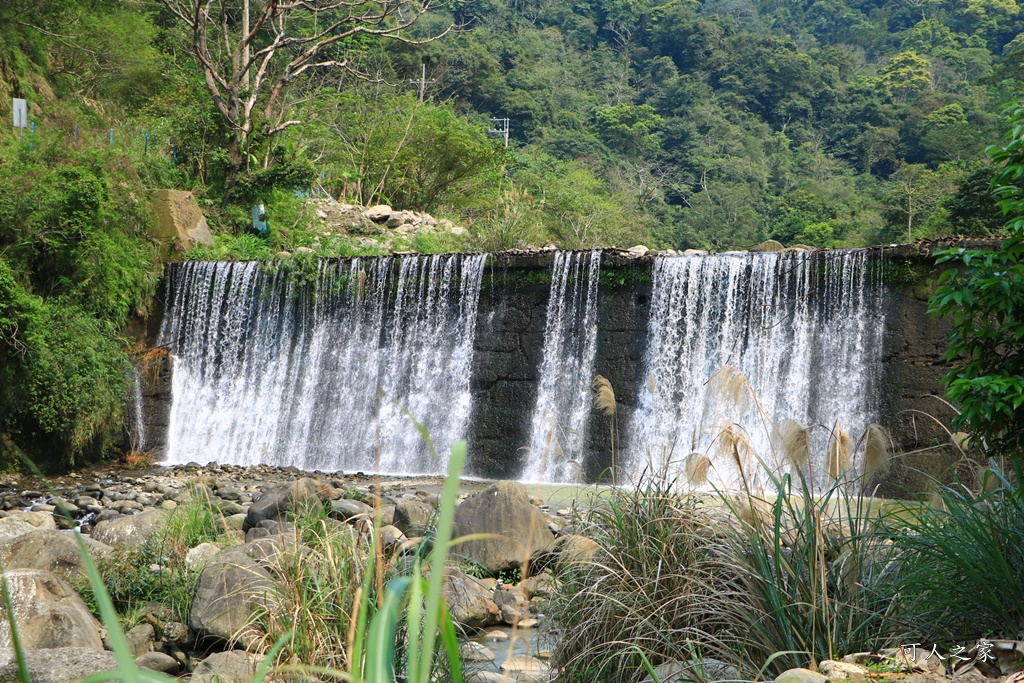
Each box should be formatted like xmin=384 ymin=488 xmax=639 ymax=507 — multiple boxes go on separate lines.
xmin=0 ymin=570 xmax=103 ymax=649
xmin=453 ymin=481 xmax=554 ymax=574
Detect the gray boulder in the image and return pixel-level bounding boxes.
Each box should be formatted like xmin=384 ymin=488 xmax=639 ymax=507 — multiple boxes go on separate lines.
xmin=443 ymin=567 xmax=498 ymax=631
xmin=0 ymin=530 xmax=112 ymax=581
xmin=189 ymin=544 xmax=277 ymax=647
xmin=0 ymin=647 xmax=117 ymax=683
xmin=776 ymin=669 xmax=829 ymax=683
xmin=90 ymin=509 xmax=167 ymax=548
xmin=135 ymin=651 xmax=181 ymax=674
xmin=0 ymin=513 xmax=56 ymax=542
xmin=0 ymin=570 xmax=103 ymax=649
xmin=243 ymin=478 xmax=319 ymax=531
xmin=394 ymin=500 xmax=434 ymax=535
xmin=329 ymin=499 xmax=373 ymax=521
xmin=192 ymin=650 xmax=260 ymax=683
xmin=641 ymin=659 xmax=740 ymax=683
xmin=453 ymin=481 xmax=555 ymax=574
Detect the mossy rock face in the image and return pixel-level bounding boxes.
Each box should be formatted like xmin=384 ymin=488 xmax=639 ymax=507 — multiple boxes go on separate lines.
xmin=149 ymin=190 xmax=215 ymax=261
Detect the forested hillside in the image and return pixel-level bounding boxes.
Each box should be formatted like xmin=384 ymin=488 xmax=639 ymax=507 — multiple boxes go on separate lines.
xmin=0 ymin=0 xmax=1020 ymax=464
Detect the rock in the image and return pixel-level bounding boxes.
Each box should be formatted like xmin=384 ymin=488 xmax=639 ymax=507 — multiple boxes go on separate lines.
xmin=0 ymin=570 xmax=103 ymax=649
xmin=465 ymin=673 xmax=506 ymax=683
xmin=450 ymin=226 xmax=468 ymax=237
xmin=394 ymin=500 xmax=434 ymax=535
xmin=243 ymin=478 xmax=319 ymax=531
xmin=500 ymin=654 xmax=552 ymax=683
xmin=453 ymin=481 xmax=555 ymax=574
xmin=775 ymin=668 xmax=829 ymax=683
xmin=820 ymin=660 xmax=867 ymax=681
xmin=90 ymin=509 xmax=167 ymax=548
xmin=276 ymin=251 xmax=292 ymax=259
xmin=443 ymin=567 xmax=498 ymax=631
xmin=185 ymin=542 xmax=222 ymax=570
xmin=192 ymin=650 xmax=260 ymax=683
xmin=124 ymin=622 xmax=155 ymax=656
xmin=189 ymin=544 xmax=277 ymax=647
xmin=642 ymin=659 xmax=739 ymax=683
xmin=0 ymin=647 xmax=117 ymax=683
xmin=149 ymin=189 xmax=215 ymax=259
xmin=364 ymin=205 xmax=393 ymax=223
xmin=379 ymin=525 xmax=406 ymax=543
xmin=329 ymin=499 xmax=373 ymax=521
xmin=0 ymin=530 xmax=112 ymax=580
xmin=683 ymin=249 xmax=709 ymax=255
xmin=461 ymin=641 xmax=496 ymax=662
xmin=295 ymin=246 xmax=315 ymax=256
xmin=627 ymin=245 xmax=650 ymax=256
xmin=493 ymin=585 xmax=529 ymax=625
xmin=135 ymin=651 xmax=180 ymax=674
xmin=519 ymin=574 xmax=555 ymax=599
xmin=385 ymin=213 xmax=405 ymax=229
xmin=752 ymin=240 xmax=786 ymax=252
xmin=0 ymin=515 xmax=54 ymax=542
xmin=161 ymin=621 xmax=190 ymax=646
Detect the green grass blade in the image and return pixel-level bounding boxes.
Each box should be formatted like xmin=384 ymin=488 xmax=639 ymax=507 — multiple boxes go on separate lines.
xmin=252 ymin=631 xmax=294 ymax=683
xmin=438 ymin=604 xmax=464 ymax=683
xmin=415 ymin=439 xmax=467 ymax=683
xmin=365 ymin=576 xmax=414 ymax=683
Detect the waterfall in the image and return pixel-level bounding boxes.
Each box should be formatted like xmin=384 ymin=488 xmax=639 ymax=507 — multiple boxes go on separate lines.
xmin=159 ymin=255 xmax=486 ymax=473
xmin=522 ymin=251 xmax=601 ymax=483
xmin=129 ymin=369 xmax=146 ymax=452
xmin=625 ymin=250 xmax=886 ymax=490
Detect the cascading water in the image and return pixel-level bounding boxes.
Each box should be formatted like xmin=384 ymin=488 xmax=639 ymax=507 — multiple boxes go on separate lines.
xmin=129 ymin=369 xmax=146 ymax=452
xmin=159 ymin=254 xmax=486 ymax=473
xmin=625 ymin=250 xmax=886 ymax=490
xmin=522 ymin=251 xmax=601 ymax=483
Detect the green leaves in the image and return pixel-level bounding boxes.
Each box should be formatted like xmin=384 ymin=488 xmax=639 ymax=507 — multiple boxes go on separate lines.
xmin=929 ymin=102 xmax=1024 ymax=458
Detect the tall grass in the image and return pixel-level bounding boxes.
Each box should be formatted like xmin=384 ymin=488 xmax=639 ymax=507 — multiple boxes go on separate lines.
xmin=549 ymin=476 xmax=742 ymax=683
xmin=884 ymin=460 xmax=1024 ymax=643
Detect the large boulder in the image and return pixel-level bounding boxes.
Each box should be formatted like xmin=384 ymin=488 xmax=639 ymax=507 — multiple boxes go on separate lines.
xmin=192 ymin=650 xmax=260 ymax=683
xmin=0 ymin=570 xmax=103 ymax=649
xmin=0 ymin=530 xmax=112 ymax=581
xmin=90 ymin=509 xmax=167 ymax=548
xmin=149 ymin=189 xmax=215 ymax=260
xmin=243 ymin=478 xmax=320 ymax=531
xmin=453 ymin=482 xmax=555 ymax=574
xmin=189 ymin=541 xmax=281 ymax=647
xmin=443 ymin=567 xmax=499 ymax=632
xmin=0 ymin=513 xmax=57 ymax=542
xmin=393 ymin=500 xmax=434 ymax=536
xmin=0 ymin=648 xmax=117 ymax=683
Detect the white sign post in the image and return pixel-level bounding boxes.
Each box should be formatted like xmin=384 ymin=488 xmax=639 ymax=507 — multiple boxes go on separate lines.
xmin=12 ymin=98 xmax=27 ymax=142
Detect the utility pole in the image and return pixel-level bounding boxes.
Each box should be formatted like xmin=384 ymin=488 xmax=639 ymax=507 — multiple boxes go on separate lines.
xmin=488 ymin=118 xmax=510 ymax=147
xmin=407 ymin=63 xmax=436 ymax=103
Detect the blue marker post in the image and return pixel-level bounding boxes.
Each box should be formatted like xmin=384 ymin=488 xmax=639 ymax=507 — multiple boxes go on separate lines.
xmin=29 ymin=121 xmax=34 ymax=151
xmin=73 ymin=124 xmax=78 ymax=140
xmin=144 ymin=131 xmax=149 ymax=156
xmin=109 ymin=128 xmax=114 ymax=146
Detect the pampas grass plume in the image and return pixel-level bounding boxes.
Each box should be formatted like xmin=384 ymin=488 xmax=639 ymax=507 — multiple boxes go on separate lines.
xmin=862 ymin=424 xmax=891 ymax=478
xmin=774 ymin=419 xmax=810 ymax=469
xmin=827 ymin=420 xmax=852 ymax=481
xmin=685 ymin=453 xmax=712 ymax=487
xmin=593 ymin=375 xmax=616 ymax=416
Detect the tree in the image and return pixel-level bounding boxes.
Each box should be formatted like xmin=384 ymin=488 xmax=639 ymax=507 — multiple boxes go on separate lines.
xmin=159 ymin=0 xmax=449 ymax=199
xmin=929 ymin=103 xmax=1024 ymax=457
xmin=881 ymin=163 xmax=956 ymax=242
xmin=879 ymin=50 xmax=932 ymax=103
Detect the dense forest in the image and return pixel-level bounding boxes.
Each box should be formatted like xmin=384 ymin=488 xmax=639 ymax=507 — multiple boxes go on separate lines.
xmin=0 ymin=0 xmax=1021 ymax=464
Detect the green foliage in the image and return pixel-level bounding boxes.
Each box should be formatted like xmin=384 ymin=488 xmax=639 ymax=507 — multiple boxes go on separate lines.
xmin=930 ymin=103 xmax=1024 ymax=456
xmin=885 ymin=462 xmax=1024 ymax=642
